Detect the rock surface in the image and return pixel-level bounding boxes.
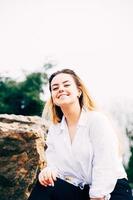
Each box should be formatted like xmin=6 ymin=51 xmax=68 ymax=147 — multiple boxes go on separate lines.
xmin=0 ymin=114 xmax=48 ymax=200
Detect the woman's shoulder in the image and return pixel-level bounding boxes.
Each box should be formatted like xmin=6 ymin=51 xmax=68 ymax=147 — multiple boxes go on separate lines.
xmin=87 ymin=110 xmax=117 ymax=139
xmin=47 ymin=121 xmax=62 ymax=135
xmin=86 ymin=109 xmax=112 ymax=128
xmin=87 ymin=110 xmax=108 ymax=121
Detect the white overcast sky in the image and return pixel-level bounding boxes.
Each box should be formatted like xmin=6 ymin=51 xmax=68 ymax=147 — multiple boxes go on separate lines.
xmin=0 ymin=0 xmax=133 ymax=106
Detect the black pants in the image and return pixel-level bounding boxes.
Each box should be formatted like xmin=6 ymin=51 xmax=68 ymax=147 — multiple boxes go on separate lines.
xmin=28 ymin=178 xmax=133 ymax=200
xmin=110 ymin=178 xmax=133 ymax=200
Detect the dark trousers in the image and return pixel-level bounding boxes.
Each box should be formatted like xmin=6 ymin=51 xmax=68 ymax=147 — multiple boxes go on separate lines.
xmin=110 ymin=178 xmax=133 ymax=200
xmin=28 ymin=178 xmax=133 ymax=200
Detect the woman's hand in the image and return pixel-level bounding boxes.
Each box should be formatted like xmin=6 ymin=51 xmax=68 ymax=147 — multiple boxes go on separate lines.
xmin=90 ymin=198 xmax=105 ymax=200
xmin=38 ymin=167 xmax=57 ymax=187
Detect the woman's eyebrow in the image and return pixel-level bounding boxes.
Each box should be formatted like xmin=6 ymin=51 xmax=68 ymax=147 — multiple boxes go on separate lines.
xmin=51 ymin=80 xmax=70 ymax=87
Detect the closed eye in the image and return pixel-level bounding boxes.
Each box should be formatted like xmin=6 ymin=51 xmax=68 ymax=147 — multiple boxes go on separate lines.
xmin=52 ymin=84 xmax=70 ymax=90
xmin=64 ymin=84 xmax=70 ymax=87
xmin=52 ymin=87 xmax=59 ymax=91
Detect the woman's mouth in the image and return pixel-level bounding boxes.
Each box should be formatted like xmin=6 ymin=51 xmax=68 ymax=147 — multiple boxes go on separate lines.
xmin=58 ymin=94 xmax=69 ymax=99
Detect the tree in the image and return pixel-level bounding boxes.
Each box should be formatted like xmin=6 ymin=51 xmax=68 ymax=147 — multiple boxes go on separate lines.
xmin=0 ymin=63 xmax=53 ymax=116
xmin=126 ymin=147 xmax=133 ymax=184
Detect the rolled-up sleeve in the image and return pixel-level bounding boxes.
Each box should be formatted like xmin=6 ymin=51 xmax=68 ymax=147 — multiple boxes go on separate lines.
xmin=89 ymin=113 xmax=120 ymax=199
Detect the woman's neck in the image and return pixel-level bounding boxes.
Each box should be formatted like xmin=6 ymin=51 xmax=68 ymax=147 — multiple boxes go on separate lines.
xmin=61 ymin=103 xmax=81 ymax=126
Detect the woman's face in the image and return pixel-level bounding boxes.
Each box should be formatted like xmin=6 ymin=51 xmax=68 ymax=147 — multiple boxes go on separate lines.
xmin=51 ymin=73 xmax=80 ymax=107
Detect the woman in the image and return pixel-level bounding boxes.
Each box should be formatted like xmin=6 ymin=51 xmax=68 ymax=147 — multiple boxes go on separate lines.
xmin=28 ymin=69 xmax=133 ymax=200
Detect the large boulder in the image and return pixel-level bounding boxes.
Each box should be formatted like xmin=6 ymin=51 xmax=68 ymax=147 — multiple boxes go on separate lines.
xmin=0 ymin=114 xmax=48 ymax=200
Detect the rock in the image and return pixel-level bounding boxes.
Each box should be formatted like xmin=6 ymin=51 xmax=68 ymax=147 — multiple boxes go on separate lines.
xmin=0 ymin=114 xmax=48 ymax=200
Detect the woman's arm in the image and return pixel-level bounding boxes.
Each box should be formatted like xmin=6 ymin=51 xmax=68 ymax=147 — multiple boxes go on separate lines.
xmin=39 ymin=125 xmax=58 ymax=186
xmin=89 ymin=112 xmax=119 ymax=199
xmin=45 ymin=125 xmax=58 ymax=170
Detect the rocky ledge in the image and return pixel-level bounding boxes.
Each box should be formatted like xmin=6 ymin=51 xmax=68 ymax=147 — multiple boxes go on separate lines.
xmin=0 ymin=114 xmax=48 ymax=200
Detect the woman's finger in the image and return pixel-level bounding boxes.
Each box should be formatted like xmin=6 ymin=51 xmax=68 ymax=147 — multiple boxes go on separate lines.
xmin=51 ymin=171 xmax=57 ymax=181
xmin=39 ymin=172 xmax=48 ymax=186
xmin=38 ymin=168 xmax=57 ymax=187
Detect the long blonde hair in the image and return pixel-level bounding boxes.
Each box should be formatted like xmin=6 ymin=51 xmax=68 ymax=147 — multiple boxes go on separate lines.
xmin=43 ymin=69 xmax=96 ymax=124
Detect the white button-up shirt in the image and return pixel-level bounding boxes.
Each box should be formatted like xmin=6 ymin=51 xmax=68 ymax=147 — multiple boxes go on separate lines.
xmin=45 ymin=108 xmax=127 ymax=199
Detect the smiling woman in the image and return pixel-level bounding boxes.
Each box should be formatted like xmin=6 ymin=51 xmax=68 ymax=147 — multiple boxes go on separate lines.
xmin=50 ymin=74 xmax=83 ymax=114
xmin=46 ymin=69 xmax=95 ymax=124
xmin=28 ymin=69 xmax=133 ymax=200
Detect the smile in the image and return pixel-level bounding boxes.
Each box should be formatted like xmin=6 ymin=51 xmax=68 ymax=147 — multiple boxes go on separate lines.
xmin=58 ymin=94 xmax=69 ymax=99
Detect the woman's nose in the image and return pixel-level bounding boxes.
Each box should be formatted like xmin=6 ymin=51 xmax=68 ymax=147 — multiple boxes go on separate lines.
xmin=58 ymin=85 xmax=64 ymax=92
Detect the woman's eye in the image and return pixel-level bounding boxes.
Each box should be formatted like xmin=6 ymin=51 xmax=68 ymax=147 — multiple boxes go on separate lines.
xmin=52 ymin=87 xmax=58 ymax=91
xmin=52 ymin=84 xmax=70 ymax=91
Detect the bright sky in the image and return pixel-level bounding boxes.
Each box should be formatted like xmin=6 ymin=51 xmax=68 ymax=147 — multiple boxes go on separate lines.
xmin=0 ymin=0 xmax=133 ymax=106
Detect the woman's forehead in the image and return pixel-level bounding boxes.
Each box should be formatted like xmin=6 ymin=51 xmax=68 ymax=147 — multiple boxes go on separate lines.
xmin=51 ymin=73 xmax=74 ymax=85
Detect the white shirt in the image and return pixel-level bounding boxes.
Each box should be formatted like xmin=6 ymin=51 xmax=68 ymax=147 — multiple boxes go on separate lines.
xmin=45 ymin=108 xmax=127 ymax=199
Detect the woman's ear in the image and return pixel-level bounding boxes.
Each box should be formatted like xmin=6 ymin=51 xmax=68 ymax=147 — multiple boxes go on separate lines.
xmin=78 ymin=90 xmax=82 ymax=98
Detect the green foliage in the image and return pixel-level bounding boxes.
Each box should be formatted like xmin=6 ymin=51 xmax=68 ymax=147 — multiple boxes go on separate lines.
xmin=0 ymin=64 xmax=53 ymax=116
xmin=126 ymin=147 xmax=133 ymax=185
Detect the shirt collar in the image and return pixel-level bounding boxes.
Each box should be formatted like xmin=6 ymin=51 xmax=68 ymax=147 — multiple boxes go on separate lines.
xmin=60 ymin=106 xmax=89 ymax=131
xmin=60 ymin=116 xmax=67 ymax=130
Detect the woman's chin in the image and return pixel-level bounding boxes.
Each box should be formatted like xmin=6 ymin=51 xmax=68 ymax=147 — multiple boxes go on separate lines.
xmin=58 ymin=101 xmax=71 ymax=107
